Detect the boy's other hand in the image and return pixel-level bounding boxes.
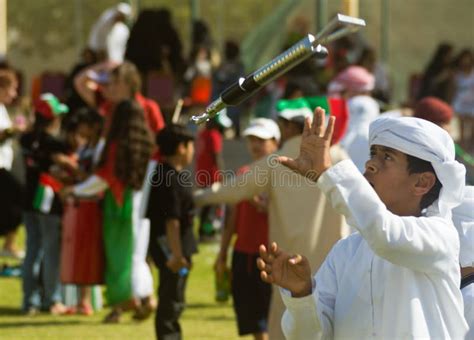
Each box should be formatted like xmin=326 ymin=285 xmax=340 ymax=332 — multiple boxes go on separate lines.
xmin=257 ymin=242 xmax=312 ymax=298
xmin=278 ymin=107 xmax=335 ymax=182
xmin=166 ymin=255 xmax=189 ymax=273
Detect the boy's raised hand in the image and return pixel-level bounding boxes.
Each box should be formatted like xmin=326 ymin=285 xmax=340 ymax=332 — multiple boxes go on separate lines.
xmin=257 ymin=242 xmax=312 ymax=298
xmin=278 ymin=107 xmax=335 ymax=181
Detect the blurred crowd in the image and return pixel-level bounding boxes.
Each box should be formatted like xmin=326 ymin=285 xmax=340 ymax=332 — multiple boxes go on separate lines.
xmin=0 ymin=3 xmax=473 ymax=340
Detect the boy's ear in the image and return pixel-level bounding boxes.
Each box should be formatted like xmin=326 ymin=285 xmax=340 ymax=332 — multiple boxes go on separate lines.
xmin=176 ymin=142 xmax=186 ymax=154
xmin=413 ymin=172 xmax=436 ymax=197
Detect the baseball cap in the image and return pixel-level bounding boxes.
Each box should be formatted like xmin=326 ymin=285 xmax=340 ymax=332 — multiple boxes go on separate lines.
xmin=276 ymin=96 xmax=349 ymax=145
xmin=277 ymin=97 xmax=313 ymax=123
xmin=243 ymin=118 xmax=281 ymax=142
xmin=34 ymin=93 xmax=69 ymax=120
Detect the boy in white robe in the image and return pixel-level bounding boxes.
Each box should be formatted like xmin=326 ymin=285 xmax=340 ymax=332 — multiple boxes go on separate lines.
xmin=257 ymin=108 xmax=468 ymax=339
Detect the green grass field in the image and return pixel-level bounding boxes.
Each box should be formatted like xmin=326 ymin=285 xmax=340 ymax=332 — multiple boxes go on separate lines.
xmin=0 ymin=228 xmax=252 ymax=339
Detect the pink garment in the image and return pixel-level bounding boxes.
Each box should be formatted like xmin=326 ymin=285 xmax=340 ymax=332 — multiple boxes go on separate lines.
xmin=328 ymin=66 xmax=375 ymax=95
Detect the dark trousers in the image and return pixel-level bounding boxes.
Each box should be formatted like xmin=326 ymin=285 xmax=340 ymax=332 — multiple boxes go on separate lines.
xmin=231 ymin=251 xmax=271 ymax=335
xmin=198 ymin=205 xmax=213 ymax=237
xmin=154 ymin=255 xmax=188 ymax=340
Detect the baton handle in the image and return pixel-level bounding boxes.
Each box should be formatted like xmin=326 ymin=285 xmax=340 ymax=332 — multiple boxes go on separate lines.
xmin=191 ymin=37 xmax=327 ymax=124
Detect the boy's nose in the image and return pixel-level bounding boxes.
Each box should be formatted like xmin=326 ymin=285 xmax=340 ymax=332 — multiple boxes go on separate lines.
xmin=365 ymin=159 xmax=378 ymax=173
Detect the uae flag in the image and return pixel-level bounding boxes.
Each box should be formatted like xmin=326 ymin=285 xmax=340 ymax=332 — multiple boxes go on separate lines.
xmin=276 ymin=96 xmax=349 ymax=144
xmin=33 ymin=173 xmax=63 ymax=213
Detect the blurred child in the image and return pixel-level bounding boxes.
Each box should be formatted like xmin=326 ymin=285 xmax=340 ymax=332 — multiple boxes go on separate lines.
xmin=67 ymin=100 xmax=155 ymax=322
xmin=0 ymin=68 xmax=24 ymax=258
xmin=74 ymin=61 xmax=165 ymax=135
xmin=20 ymin=93 xmax=74 ymax=315
xmin=147 ymin=125 xmax=197 ymax=339
xmin=61 ymin=108 xmax=104 ymax=316
xmin=214 ymin=119 xmax=280 ymax=340
xmin=63 ymin=107 xmax=104 ymax=180
xmin=195 ymin=112 xmax=232 ymax=240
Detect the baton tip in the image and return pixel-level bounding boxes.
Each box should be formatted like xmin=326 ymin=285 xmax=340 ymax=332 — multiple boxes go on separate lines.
xmin=190 ymin=113 xmax=209 ymax=124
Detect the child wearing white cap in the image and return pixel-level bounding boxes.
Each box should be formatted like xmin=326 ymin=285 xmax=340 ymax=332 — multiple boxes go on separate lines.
xmin=258 ymin=108 xmax=468 ymax=339
xmin=215 ymin=118 xmax=279 ymax=339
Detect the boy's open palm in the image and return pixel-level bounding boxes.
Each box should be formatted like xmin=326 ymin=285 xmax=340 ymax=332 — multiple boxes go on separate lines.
xmin=278 ymin=107 xmax=335 ymax=181
xmin=257 ymin=243 xmax=312 ymax=298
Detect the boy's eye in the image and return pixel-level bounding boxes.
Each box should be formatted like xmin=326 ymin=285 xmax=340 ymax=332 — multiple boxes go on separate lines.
xmin=384 ymin=153 xmax=392 ymax=160
xmin=369 ymin=151 xmax=376 ymax=158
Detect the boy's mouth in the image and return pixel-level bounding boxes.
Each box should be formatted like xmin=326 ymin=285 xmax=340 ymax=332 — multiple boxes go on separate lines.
xmin=363 ymin=173 xmax=375 ymax=188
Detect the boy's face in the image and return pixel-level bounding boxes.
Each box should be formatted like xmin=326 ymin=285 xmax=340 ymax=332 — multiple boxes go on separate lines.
xmin=181 ymin=141 xmax=194 ymax=166
xmin=246 ymin=135 xmax=278 ymax=161
xmin=364 ymin=145 xmax=422 ymax=215
xmin=277 ymin=118 xmax=300 ymax=143
xmin=0 ymin=82 xmax=18 ymax=105
xmin=74 ymin=123 xmax=93 ymax=149
xmin=48 ymin=116 xmax=62 ymax=137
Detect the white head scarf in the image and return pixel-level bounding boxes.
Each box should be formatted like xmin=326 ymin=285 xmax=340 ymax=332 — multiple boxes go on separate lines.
xmin=340 ymin=95 xmax=379 ymax=172
xmin=369 ymin=116 xmax=466 ymax=218
xmin=452 ymin=186 xmax=474 ymax=267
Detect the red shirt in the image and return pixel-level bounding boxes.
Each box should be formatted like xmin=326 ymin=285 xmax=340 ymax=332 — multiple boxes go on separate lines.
xmin=233 ymin=166 xmax=269 ymax=254
xmin=99 ymin=93 xmax=165 ymax=135
xmin=135 ymin=93 xmax=165 ymax=133
xmin=195 ymin=128 xmax=222 ymax=187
